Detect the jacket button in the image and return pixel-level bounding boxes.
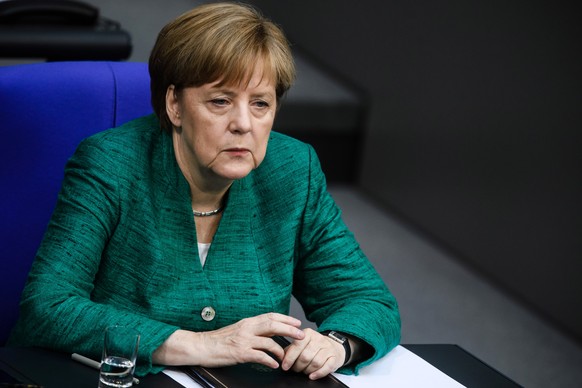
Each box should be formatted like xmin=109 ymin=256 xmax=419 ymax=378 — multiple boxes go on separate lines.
xmin=201 ymin=306 xmax=216 ymax=321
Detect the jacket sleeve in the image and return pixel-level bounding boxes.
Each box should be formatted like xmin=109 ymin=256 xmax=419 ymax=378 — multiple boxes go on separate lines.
xmin=292 ymin=145 xmax=401 ymax=375
xmin=8 ymin=135 xmax=178 ymax=376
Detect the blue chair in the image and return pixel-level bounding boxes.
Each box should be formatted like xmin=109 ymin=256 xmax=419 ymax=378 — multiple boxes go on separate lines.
xmin=0 ymin=61 xmax=153 ymax=345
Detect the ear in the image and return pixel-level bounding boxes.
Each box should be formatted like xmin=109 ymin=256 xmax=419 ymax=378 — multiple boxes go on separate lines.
xmin=165 ymin=85 xmax=182 ymax=127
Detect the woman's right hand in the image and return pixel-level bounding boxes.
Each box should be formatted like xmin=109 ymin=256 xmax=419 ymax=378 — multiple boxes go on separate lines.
xmin=152 ymin=312 xmax=305 ymax=369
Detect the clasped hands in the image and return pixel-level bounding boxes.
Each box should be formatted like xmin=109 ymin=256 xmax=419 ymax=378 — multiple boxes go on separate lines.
xmin=154 ymin=312 xmax=346 ymax=380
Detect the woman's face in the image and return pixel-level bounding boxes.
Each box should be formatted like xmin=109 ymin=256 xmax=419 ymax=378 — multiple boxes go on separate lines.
xmin=167 ymin=63 xmax=276 ymax=184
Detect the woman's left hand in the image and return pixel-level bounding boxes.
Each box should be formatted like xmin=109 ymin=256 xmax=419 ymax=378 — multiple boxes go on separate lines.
xmin=280 ymin=328 xmax=345 ymax=380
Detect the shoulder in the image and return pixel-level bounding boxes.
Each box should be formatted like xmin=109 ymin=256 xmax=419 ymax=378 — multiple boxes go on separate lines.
xmin=260 ymin=131 xmax=318 ymax=177
xmin=245 ymin=131 xmax=325 ymax=206
xmin=80 ymin=114 xmax=161 ymax=152
xmin=266 ymin=131 xmax=312 ymax=159
xmin=72 ymin=114 xmax=163 ymax=169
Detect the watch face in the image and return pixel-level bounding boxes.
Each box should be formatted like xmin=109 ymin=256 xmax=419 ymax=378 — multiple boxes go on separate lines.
xmin=328 ymin=331 xmax=347 ymax=344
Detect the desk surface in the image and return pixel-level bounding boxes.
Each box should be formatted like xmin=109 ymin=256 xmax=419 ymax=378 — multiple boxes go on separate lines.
xmin=0 ymin=345 xmax=521 ymax=388
xmin=403 ymin=345 xmax=521 ymax=388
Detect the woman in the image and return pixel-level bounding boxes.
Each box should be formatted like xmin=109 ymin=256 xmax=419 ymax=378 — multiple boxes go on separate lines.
xmin=9 ymin=2 xmax=400 ymax=380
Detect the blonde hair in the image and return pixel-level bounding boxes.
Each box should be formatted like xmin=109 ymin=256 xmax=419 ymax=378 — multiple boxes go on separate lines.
xmin=149 ymin=2 xmax=296 ymax=132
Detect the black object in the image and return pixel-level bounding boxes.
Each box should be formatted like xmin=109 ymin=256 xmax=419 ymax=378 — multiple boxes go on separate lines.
xmin=182 ymin=336 xmax=349 ymax=388
xmin=0 ymin=347 xmax=181 ymax=388
xmin=403 ymin=344 xmax=523 ymax=388
xmin=0 ymin=0 xmax=98 ymax=25
xmin=182 ymin=363 xmax=349 ymax=388
xmin=0 ymin=0 xmax=131 ymax=61
xmin=0 ymin=344 xmax=524 ymax=387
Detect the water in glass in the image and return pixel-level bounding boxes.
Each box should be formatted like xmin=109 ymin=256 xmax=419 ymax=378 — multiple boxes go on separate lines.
xmin=98 ymin=355 xmax=134 ymax=387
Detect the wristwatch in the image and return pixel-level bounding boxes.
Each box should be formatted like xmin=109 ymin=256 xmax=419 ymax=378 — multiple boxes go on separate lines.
xmin=321 ymin=330 xmax=351 ymax=366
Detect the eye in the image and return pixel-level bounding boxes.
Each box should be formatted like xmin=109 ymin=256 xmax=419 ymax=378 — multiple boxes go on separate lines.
xmin=211 ymin=98 xmax=229 ymax=106
xmin=253 ymin=100 xmax=270 ymax=108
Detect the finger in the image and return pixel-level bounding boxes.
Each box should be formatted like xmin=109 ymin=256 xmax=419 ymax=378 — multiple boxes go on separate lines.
xmin=308 ymin=355 xmax=338 ymax=380
xmin=290 ymin=342 xmax=320 ymax=373
xmin=239 ymin=312 xmax=300 ymax=331
xmin=245 ymin=349 xmax=281 ymax=369
xmin=258 ymin=312 xmax=302 ymax=328
xmin=281 ymin=338 xmax=308 ymax=371
xmin=302 ymin=347 xmax=335 ymax=375
xmin=259 ymin=337 xmax=286 ymax=363
xmin=252 ymin=314 xmax=305 ymax=340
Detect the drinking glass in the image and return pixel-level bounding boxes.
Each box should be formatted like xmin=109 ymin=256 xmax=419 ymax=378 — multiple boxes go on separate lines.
xmin=98 ymin=326 xmax=140 ymax=388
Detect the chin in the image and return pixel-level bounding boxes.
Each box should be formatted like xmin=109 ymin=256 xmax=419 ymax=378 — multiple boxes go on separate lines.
xmin=214 ymin=166 xmax=255 ymax=181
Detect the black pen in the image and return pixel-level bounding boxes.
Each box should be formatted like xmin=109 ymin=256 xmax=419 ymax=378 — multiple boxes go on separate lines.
xmin=181 ymin=367 xmax=215 ymax=388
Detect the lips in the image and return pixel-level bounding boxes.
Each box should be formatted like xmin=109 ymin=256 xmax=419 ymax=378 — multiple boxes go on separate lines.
xmin=225 ymin=147 xmax=249 ymax=151
xmin=224 ymin=148 xmax=250 ymax=156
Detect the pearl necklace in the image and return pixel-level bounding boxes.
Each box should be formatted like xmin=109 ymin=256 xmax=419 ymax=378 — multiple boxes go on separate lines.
xmin=192 ymin=206 xmax=224 ymax=217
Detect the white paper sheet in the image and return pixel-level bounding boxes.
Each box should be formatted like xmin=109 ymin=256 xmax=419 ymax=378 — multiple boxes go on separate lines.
xmin=162 ymin=345 xmax=466 ymax=387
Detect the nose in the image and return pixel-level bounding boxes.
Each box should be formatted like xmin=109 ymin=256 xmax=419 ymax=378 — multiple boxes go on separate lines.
xmin=228 ymin=103 xmax=252 ymax=134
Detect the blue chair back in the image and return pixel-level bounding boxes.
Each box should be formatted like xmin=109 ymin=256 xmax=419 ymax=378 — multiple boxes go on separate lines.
xmin=0 ymin=61 xmax=153 ymax=345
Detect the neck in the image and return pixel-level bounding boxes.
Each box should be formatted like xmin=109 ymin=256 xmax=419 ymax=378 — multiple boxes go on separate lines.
xmin=190 ymin=187 xmax=228 ymax=213
xmin=172 ymin=131 xmax=232 ymax=211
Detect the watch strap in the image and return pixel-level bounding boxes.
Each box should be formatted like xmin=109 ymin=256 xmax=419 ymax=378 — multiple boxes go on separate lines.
xmin=321 ymin=330 xmax=351 ymax=366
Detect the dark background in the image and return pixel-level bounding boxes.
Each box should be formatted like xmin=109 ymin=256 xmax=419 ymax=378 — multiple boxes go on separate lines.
xmin=249 ymin=0 xmax=582 ymax=341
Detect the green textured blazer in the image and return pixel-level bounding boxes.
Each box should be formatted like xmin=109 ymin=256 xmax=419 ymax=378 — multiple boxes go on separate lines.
xmin=10 ymin=115 xmax=400 ymax=376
